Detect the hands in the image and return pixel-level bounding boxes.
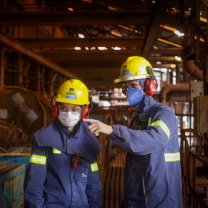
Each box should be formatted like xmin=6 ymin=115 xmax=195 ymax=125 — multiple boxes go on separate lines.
xmin=83 ymin=119 xmax=114 ymax=136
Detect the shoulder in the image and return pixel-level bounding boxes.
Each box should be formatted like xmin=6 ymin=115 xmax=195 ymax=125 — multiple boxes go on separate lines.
xmin=152 ymin=102 xmax=175 ymax=117
xmin=34 ymin=119 xmax=60 ymax=146
xmin=34 ymin=121 xmax=56 ymax=137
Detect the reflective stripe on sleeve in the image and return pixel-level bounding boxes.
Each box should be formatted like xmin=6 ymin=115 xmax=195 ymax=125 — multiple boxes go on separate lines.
xmin=91 ymin=162 xmax=98 ymax=172
xmin=53 ymin=148 xmax=61 ymax=154
xmin=164 ymin=152 xmax=180 ymax=162
xmin=29 ymin=154 xmax=47 ymax=165
xmin=150 ymin=120 xmax=170 ymax=139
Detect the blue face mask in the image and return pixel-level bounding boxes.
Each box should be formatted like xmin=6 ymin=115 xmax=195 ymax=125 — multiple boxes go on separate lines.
xmin=127 ymin=87 xmax=144 ymax=105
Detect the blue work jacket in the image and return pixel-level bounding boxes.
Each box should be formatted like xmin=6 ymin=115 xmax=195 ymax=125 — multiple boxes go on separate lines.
xmin=110 ymin=95 xmax=182 ymax=208
xmin=24 ymin=119 xmax=103 ymax=208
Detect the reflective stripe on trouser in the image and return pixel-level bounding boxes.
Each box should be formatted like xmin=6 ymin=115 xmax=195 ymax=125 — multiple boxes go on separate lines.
xmin=53 ymin=148 xmax=61 ymax=154
xmin=164 ymin=152 xmax=180 ymax=162
xmin=29 ymin=154 xmax=47 ymax=165
xmin=91 ymin=163 xmax=98 ymax=172
xmin=150 ymin=120 xmax=170 ymax=139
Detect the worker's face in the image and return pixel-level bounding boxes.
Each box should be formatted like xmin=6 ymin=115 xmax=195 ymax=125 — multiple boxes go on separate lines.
xmin=121 ymin=80 xmax=142 ymax=95
xmin=58 ymin=103 xmax=82 ymax=114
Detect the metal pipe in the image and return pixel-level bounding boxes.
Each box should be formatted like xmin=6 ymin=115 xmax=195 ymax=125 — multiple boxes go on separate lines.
xmin=184 ymin=60 xmax=203 ymax=81
xmin=159 ymin=83 xmax=189 ymax=103
xmin=167 ymin=91 xmax=189 ymax=109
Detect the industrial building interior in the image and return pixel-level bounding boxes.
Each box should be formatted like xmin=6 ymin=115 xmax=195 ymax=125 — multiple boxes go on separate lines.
xmin=0 ymin=0 xmax=208 ymax=207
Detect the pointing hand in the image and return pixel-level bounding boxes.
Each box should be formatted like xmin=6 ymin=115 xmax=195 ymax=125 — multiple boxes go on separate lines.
xmin=83 ymin=119 xmax=113 ymax=136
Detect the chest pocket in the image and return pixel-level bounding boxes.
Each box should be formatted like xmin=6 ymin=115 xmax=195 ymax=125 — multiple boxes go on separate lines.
xmin=75 ymin=158 xmax=89 ymax=184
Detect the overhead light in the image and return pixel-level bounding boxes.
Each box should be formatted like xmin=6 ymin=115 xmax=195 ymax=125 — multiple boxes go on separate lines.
xmin=113 ymin=47 xmax=121 ymax=50
xmin=85 ymin=47 xmax=89 ymax=50
xmin=200 ymin=17 xmax=207 ymax=23
xmin=67 ymin=8 xmax=73 ymax=11
xmin=81 ymin=0 xmax=92 ymax=3
xmin=194 ymin=36 xmax=205 ymax=42
xmin=174 ymin=30 xmax=184 ymax=37
xmin=78 ymin=34 xmax=85 ymax=38
xmin=160 ymin=24 xmax=177 ymax=32
xmin=118 ymin=25 xmax=134 ymax=31
xmin=175 ymin=56 xmax=181 ymax=61
xmin=103 ymin=101 xmax=111 ymax=107
xmin=75 ymin=47 xmax=81 ymax=50
xmin=157 ymin=38 xmax=182 ymax=48
xmin=118 ymin=25 xmax=139 ymax=34
xmin=108 ymin=6 xmax=117 ymax=10
xmin=98 ymin=47 xmax=107 ymax=50
xmin=111 ymin=32 xmax=122 ymax=37
xmin=189 ymin=8 xmax=191 ymax=10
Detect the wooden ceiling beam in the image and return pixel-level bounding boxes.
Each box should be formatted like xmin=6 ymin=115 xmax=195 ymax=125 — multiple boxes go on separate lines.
xmin=0 ymin=32 xmax=81 ymax=79
xmin=151 ymin=48 xmax=183 ymax=55
xmin=142 ymin=0 xmax=172 ymax=57
xmin=37 ymin=49 xmax=142 ymax=62
xmin=0 ymin=11 xmax=150 ymax=26
xmin=17 ymin=37 xmax=144 ymax=48
xmin=37 ymin=50 xmax=182 ymax=63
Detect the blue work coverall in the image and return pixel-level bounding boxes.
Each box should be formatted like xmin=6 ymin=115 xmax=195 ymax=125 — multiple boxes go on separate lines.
xmin=24 ymin=119 xmax=103 ymax=208
xmin=110 ymin=95 xmax=182 ymax=208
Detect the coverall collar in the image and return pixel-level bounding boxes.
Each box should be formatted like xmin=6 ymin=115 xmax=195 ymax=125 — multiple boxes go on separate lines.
xmin=134 ymin=94 xmax=157 ymax=113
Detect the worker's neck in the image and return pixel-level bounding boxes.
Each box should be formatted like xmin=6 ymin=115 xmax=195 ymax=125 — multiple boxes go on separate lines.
xmin=68 ymin=126 xmax=75 ymax=132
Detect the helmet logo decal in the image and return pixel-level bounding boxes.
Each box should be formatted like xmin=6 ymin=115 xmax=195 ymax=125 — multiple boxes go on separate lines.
xmin=123 ymin=65 xmax=127 ymax=70
xmin=65 ymin=94 xmax=77 ymax=100
xmin=65 ymin=89 xmax=77 ymax=100
xmin=121 ymin=70 xmax=131 ymax=76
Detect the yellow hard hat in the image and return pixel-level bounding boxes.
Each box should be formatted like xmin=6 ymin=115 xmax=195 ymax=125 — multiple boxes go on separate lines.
xmin=55 ymin=79 xmax=89 ymax=105
xmin=114 ymin=56 xmax=156 ymax=83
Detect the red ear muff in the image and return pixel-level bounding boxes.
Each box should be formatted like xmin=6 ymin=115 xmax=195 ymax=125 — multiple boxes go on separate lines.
xmin=81 ymin=105 xmax=90 ymax=120
xmin=53 ymin=102 xmax=59 ymax=118
xmin=144 ymin=78 xmax=157 ymax=96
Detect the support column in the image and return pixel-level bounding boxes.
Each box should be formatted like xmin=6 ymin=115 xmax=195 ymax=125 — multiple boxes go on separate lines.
xmin=176 ymin=64 xmax=180 ymax=83
xmin=183 ymin=62 xmax=189 ymax=82
xmin=50 ymin=71 xmax=54 ymax=96
xmin=18 ymin=54 xmax=22 ymax=86
xmin=37 ymin=64 xmax=40 ymax=91
xmin=42 ymin=67 xmax=45 ymax=90
xmin=0 ymin=49 xmax=5 ymax=91
xmin=205 ymin=8 xmax=208 ymax=95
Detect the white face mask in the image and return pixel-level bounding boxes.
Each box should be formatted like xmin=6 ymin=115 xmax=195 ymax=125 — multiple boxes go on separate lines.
xmin=58 ymin=111 xmax=80 ymax=127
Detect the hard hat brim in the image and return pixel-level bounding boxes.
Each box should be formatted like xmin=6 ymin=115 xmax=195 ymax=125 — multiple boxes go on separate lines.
xmin=114 ymin=75 xmax=150 ymax=84
xmin=55 ymin=97 xmax=90 ymax=105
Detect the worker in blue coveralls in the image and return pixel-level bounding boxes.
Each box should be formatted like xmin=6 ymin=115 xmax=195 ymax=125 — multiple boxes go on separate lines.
xmin=24 ymin=79 xmax=103 ymax=208
xmin=84 ymin=56 xmax=183 ymax=208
